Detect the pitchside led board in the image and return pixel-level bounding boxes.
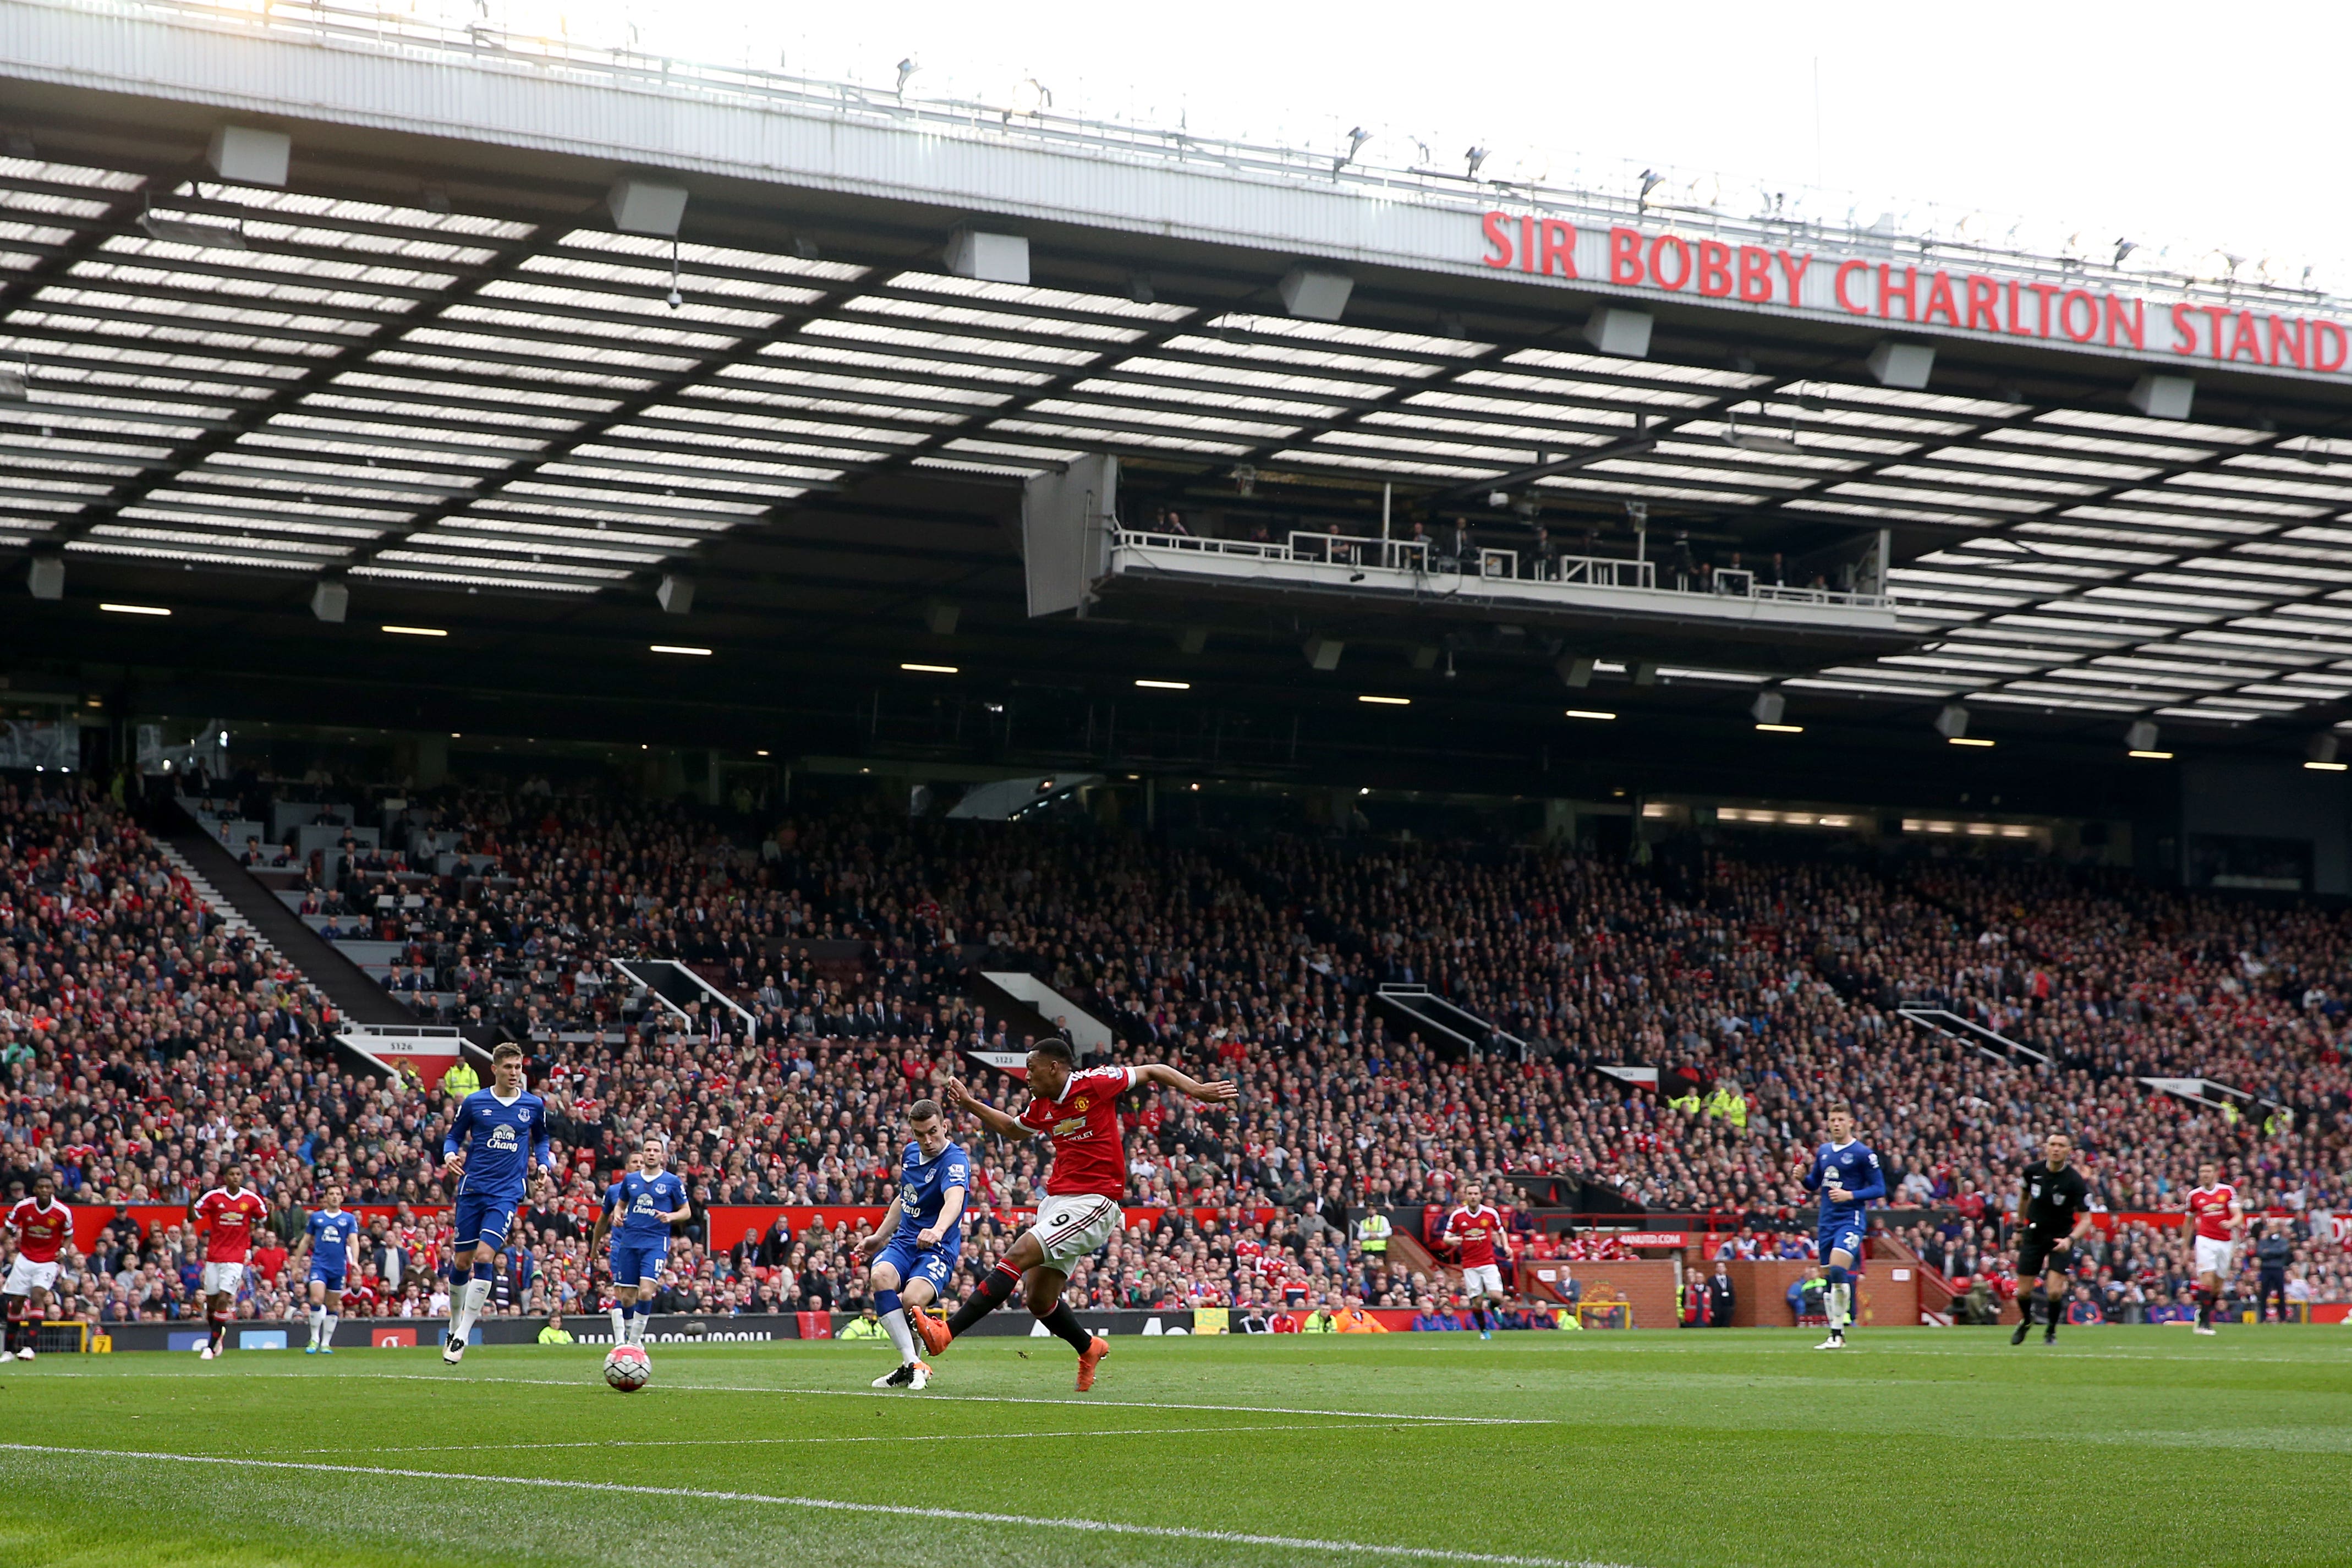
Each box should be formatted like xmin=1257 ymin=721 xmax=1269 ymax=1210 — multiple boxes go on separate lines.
xmin=1475 ymin=211 xmax=2343 ymax=386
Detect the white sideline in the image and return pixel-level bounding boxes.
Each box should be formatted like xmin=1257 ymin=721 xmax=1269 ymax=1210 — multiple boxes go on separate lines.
xmin=0 ymin=1444 xmax=1633 ymax=1567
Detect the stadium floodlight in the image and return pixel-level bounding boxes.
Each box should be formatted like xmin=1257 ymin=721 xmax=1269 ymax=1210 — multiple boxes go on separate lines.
xmin=2114 ymin=238 xmax=2139 ymax=266
xmin=1637 ymin=168 xmax=1666 ymax=211
xmin=309 ymin=578 xmax=348 ymax=623
xmin=1303 ymin=637 xmax=1345 ymax=671
xmin=1334 ymin=125 xmax=1372 ymax=172
xmin=1463 ymin=146 xmax=1488 ymax=178
xmin=1750 ymin=690 xmax=1788 ymax=727
xmin=1555 ymin=655 xmax=1596 ymax=689
xmin=657 ymin=573 xmax=695 ymax=616
xmin=895 ymin=57 xmax=918 ymax=96
xmin=138 ymin=205 xmax=247 ymax=250
xmin=0 ymin=363 xmax=25 ymax=402
xmin=607 ymin=177 xmax=688 ymax=238
xmin=26 ymin=555 xmax=61 ymax=600
xmin=206 ymin=125 xmax=290 ymax=187
xmin=1933 ymin=704 xmax=1969 ymax=741
xmin=2306 ymin=733 xmax=2343 ymax=770
xmin=1720 ymin=409 xmax=1801 ymax=453
xmin=2125 ymin=719 xmax=2170 ymax=759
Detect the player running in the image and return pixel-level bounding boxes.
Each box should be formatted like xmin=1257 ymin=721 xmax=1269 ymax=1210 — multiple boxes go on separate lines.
xmin=1437 ymin=1180 xmax=1511 ymax=1339
xmin=298 ymin=1183 xmax=361 ymax=1355
xmin=854 ymin=1098 xmax=971 ymax=1390
xmin=1799 ymin=1104 xmax=1883 ymax=1350
xmin=2184 ymin=1160 xmax=2241 ymax=1337
xmin=920 ymin=1037 xmax=1237 ymax=1390
xmin=588 ymin=1133 xmax=690 ymax=1347
xmin=3 ymin=1173 xmax=69 ymax=1361
xmin=437 ymin=1041 xmax=554 ymax=1364
xmin=2009 ymin=1132 xmax=2093 ymax=1346
xmin=191 ymin=1163 xmax=268 ymax=1361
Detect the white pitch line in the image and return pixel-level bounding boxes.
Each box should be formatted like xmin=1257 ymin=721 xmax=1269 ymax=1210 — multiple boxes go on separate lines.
xmin=0 ymin=1444 xmax=1632 ymax=1568
xmin=350 ymin=1371 xmax=1548 ymax=1424
xmin=305 ymin=1421 xmax=1381 ymax=1456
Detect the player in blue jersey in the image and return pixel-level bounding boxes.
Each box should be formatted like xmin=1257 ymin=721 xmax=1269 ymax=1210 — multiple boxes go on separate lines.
xmin=588 ymin=1133 xmax=691 ymax=1347
xmin=297 ymin=1182 xmax=360 ymax=1355
xmin=853 ymin=1098 xmax=971 ymax=1390
xmin=437 ymin=1041 xmax=553 ymax=1364
xmin=1799 ymin=1102 xmax=1884 ymax=1350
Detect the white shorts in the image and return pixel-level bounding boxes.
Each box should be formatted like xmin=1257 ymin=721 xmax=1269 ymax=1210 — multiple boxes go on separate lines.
xmin=1460 ymin=1263 xmax=1505 ymax=1298
xmin=4 ymin=1258 xmax=58 ymax=1296
xmin=202 ymin=1262 xmax=246 ymax=1296
xmin=1028 ymin=1194 xmax=1121 ymax=1269
xmin=2194 ymin=1236 xmax=2234 ymax=1278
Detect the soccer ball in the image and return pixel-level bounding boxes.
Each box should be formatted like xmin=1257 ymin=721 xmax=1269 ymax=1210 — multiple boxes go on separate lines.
xmin=603 ymin=1344 xmax=651 ymax=1392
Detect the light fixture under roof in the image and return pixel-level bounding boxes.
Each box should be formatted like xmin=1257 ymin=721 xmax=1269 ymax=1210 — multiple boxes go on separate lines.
xmin=1134 ymin=678 xmax=1191 ymax=690
xmin=650 ymin=644 xmax=712 ymax=656
xmin=382 ymin=624 xmax=447 ymax=638
xmin=100 ymin=602 xmax=170 ymax=616
xmin=901 ymin=662 xmax=957 ymax=675
xmin=1756 ymin=722 xmax=1806 ymax=734
xmin=1565 ymin=709 xmax=1616 ymax=721
xmin=1949 ymin=737 xmax=1995 ymax=748
xmin=1357 ymin=694 xmax=1411 ymax=706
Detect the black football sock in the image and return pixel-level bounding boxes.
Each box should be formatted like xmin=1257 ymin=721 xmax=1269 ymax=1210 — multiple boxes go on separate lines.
xmin=209 ymin=1310 xmax=227 ymax=1350
xmin=946 ymin=1262 xmax=1022 ymax=1338
xmin=1038 ymin=1301 xmax=1094 ymax=1355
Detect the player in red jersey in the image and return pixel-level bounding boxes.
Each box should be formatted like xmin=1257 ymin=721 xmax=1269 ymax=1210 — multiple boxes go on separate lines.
xmin=3 ymin=1173 xmax=70 ymax=1361
xmin=919 ymin=1035 xmax=1236 ymax=1389
xmin=2183 ymin=1160 xmax=2241 ymax=1337
xmin=191 ymin=1162 xmax=270 ymax=1361
xmin=1438 ymin=1180 xmax=1511 ymax=1339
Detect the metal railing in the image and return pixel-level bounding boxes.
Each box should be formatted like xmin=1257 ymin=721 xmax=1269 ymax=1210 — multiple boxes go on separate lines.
xmin=1112 ymin=527 xmax=1889 ymax=608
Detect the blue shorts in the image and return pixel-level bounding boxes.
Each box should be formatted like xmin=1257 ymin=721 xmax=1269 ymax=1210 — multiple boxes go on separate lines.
xmin=453 ymin=1189 xmax=519 ymax=1252
xmin=610 ymin=1237 xmax=668 ymax=1289
xmin=307 ymin=1265 xmax=347 ymax=1292
xmin=1818 ymin=1219 xmax=1866 ymax=1263
xmin=875 ymin=1237 xmax=958 ymax=1296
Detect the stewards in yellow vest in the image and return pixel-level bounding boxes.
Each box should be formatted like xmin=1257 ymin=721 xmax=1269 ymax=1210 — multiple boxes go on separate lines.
xmin=1356 ymin=1211 xmax=1392 ymax=1256
xmin=1668 ymin=1089 xmax=1701 ymax=1115
xmin=442 ymin=1058 xmax=480 ymax=1097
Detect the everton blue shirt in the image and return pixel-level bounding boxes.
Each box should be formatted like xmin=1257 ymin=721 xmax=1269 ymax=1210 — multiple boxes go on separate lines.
xmin=892 ymin=1139 xmax=972 ymax=1248
xmin=441 ymin=1088 xmax=552 ymax=1202
xmin=1803 ymin=1139 xmax=1886 ymax=1225
xmin=305 ymin=1208 xmax=359 ymax=1273
xmin=604 ymin=1170 xmax=689 ymax=1242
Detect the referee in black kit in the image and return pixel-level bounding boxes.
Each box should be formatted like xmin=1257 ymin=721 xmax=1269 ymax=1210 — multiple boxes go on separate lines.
xmin=2010 ymin=1132 xmax=2095 ymax=1346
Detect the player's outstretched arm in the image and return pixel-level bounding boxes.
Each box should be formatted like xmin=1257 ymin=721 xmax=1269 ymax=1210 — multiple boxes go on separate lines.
xmin=944 ymin=1078 xmax=1031 ymax=1141
xmin=1136 ymin=1062 xmax=1240 ymax=1104
xmin=859 ymin=1198 xmax=904 ymax=1257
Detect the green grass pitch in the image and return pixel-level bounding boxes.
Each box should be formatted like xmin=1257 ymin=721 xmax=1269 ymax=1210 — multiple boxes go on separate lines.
xmin=4 ymin=1328 xmax=2348 ymax=1567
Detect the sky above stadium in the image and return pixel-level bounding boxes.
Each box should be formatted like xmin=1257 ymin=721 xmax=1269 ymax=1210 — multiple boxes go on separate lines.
xmin=497 ymin=0 xmax=2345 ymax=289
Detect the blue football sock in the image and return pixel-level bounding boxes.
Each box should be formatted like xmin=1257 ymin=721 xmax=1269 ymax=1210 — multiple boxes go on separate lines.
xmin=875 ymin=1289 xmax=901 ymax=1319
xmin=471 ymin=1259 xmax=495 ymax=1286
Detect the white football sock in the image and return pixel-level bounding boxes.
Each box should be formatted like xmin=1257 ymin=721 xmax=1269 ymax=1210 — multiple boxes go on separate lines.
xmin=323 ymin=1313 xmax=338 ymax=1345
xmin=629 ymin=1312 xmax=648 ymax=1345
xmin=308 ymin=1308 xmax=324 ymax=1347
xmin=454 ymin=1278 xmax=491 ymax=1339
xmin=881 ymin=1307 xmax=918 ymax=1364
xmin=610 ymin=1306 xmax=625 ymax=1341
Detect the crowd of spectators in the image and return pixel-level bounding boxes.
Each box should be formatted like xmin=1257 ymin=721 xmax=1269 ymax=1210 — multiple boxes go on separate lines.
xmin=7 ymin=771 xmax=2350 ymax=1329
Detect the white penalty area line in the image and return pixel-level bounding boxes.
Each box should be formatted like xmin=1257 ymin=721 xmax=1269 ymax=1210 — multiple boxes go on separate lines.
xmin=304 ymin=1421 xmax=1382 ymax=1456
xmin=0 ymin=1445 xmax=1632 ymax=1568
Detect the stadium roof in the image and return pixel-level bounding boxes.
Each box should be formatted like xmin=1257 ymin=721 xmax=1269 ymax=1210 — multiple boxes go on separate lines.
xmin=6 ymin=0 xmax=2352 ymax=772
